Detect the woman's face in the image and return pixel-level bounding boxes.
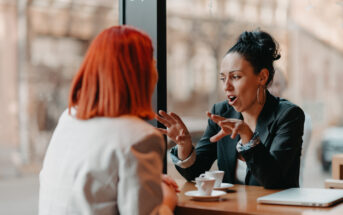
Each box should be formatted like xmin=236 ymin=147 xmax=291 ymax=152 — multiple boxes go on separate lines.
xmin=220 ymin=52 xmax=265 ymax=113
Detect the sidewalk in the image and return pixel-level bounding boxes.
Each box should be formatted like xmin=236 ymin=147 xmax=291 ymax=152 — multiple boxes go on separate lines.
xmin=0 ymin=142 xmax=39 ymax=215
xmin=0 ymin=174 xmax=39 ymax=215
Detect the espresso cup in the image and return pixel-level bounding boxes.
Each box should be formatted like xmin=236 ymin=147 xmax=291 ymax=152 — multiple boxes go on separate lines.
xmin=205 ymin=170 xmax=224 ymax=188
xmin=195 ymin=174 xmax=216 ymax=196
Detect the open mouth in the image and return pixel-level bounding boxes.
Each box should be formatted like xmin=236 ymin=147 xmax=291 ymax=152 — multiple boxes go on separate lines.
xmin=228 ymin=96 xmax=237 ymax=103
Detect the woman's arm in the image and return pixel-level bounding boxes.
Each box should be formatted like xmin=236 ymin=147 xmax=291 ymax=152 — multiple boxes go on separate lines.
xmin=241 ymin=106 xmax=305 ymax=189
xmin=117 ymin=132 xmax=176 ymax=214
xmin=170 ymin=105 xmax=221 ymax=181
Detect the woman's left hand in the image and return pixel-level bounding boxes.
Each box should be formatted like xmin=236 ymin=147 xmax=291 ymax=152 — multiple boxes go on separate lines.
xmin=162 ymin=174 xmax=180 ymax=193
xmin=206 ymin=112 xmax=253 ymax=143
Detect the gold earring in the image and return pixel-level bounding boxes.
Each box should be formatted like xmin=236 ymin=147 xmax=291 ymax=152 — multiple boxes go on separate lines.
xmin=257 ymin=85 xmax=266 ymax=105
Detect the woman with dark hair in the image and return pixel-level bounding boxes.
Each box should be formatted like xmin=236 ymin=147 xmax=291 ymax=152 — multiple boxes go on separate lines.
xmin=157 ymin=30 xmax=305 ymax=189
xmin=39 ymin=26 xmax=178 ymax=215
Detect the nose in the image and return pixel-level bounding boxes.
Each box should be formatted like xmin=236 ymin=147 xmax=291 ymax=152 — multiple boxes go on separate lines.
xmin=224 ymin=79 xmax=234 ymax=92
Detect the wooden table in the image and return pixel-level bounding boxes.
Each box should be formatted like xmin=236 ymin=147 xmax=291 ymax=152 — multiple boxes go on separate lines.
xmin=175 ymin=182 xmax=343 ymax=215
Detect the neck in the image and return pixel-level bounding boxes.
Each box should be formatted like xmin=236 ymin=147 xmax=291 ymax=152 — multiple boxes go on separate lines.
xmin=242 ymin=101 xmax=265 ymax=131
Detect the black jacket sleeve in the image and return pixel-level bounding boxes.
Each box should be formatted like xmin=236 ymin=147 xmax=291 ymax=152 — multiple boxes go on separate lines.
xmin=241 ymin=106 xmax=305 ymax=189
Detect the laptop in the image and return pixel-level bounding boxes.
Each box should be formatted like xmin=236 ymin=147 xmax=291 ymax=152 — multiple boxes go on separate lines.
xmin=257 ymin=188 xmax=343 ymax=207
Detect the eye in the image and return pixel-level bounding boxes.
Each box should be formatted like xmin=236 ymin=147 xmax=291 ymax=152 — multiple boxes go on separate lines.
xmin=231 ymin=74 xmax=241 ymax=80
xmin=220 ymin=76 xmax=226 ymax=82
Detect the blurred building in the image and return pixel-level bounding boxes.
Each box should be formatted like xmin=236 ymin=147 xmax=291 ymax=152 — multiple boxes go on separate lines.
xmin=167 ymin=0 xmax=343 ymax=149
xmin=167 ymin=0 xmax=289 ymax=116
xmin=0 ymin=0 xmax=118 ymax=176
xmin=0 ymin=0 xmax=343 ymax=184
xmin=166 ymin=0 xmax=343 ymax=184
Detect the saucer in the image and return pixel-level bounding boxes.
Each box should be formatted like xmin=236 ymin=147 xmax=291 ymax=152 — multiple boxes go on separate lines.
xmin=213 ymin=182 xmax=234 ymax=190
xmin=185 ymin=190 xmax=226 ymax=201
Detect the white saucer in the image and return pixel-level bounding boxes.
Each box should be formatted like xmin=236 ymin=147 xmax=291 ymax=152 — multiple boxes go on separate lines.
xmin=213 ymin=182 xmax=234 ymax=190
xmin=185 ymin=190 xmax=226 ymax=201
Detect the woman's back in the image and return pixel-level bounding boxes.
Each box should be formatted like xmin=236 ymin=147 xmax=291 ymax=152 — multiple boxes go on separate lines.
xmin=39 ymin=110 xmax=165 ymax=215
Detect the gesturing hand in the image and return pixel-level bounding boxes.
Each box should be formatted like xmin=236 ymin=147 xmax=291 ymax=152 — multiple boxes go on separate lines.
xmin=206 ymin=112 xmax=253 ymax=143
xmin=155 ymin=110 xmax=191 ymax=147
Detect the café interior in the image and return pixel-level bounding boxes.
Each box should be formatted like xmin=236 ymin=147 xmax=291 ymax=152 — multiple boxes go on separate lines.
xmin=1 ymin=0 xmax=343 ymax=214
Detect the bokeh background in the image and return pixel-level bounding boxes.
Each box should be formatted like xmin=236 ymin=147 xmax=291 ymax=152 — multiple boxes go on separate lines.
xmin=1 ymin=0 xmax=343 ymax=214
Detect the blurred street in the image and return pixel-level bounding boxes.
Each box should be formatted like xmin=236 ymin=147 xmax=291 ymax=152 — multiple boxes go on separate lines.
xmin=0 ymin=175 xmax=38 ymax=215
xmin=0 ymin=144 xmax=38 ymax=215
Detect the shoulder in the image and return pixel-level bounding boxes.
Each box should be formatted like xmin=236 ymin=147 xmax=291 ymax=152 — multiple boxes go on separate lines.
xmin=109 ymin=117 xmax=165 ymax=163
xmin=277 ymin=98 xmax=304 ymax=116
xmin=59 ymin=114 xmax=164 ymax=152
xmin=211 ymin=100 xmax=231 ymax=115
xmin=110 ymin=116 xmax=163 ymax=142
xmin=87 ymin=117 xmax=165 ymax=163
xmin=273 ymin=97 xmax=305 ymax=123
xmin=113 ymin=116 xmax=165 ymax=151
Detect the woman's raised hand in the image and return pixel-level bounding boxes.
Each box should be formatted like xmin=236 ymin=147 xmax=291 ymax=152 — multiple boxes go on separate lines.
xmin=206 ymin=112 xmax=253 ymax=143
xmin=156 ymin=110 xmax=193 ymax=160
xmin=155 ymin=110 xmax=192 ymax=146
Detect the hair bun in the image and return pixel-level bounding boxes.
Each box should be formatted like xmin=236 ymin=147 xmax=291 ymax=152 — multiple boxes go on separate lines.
xmin=256 ymin=31 xmax=280 ymax=62
xmin=239 ymin=31 xmax=257 ymax=44
xmin=227 ymin=29 xmax=281 ymax=86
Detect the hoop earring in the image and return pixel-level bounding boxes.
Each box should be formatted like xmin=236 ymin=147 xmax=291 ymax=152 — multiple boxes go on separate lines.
xmin=257 ymin=85 xmax=266 ymax=105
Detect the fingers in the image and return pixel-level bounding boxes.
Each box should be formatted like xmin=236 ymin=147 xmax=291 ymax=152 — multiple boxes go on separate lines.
xmin=206 ymin=111 xmax=226 ymax=124
xmin=210 ymin=129 xmax=229 ymax=142
xmin=156 ymin=128 xmax=168 ymax=135
xmin=163 ymin=182 xmax=180 ymax=193
xmin=155 ymin=113 xmax=171 ymax=127
xmin=228 ymin=120 xmax=243 ymax=139
xmin=162 ymin=175 xmax=180 ymax=192
xmin=176 ymin=134 xmax=189 ymax=142
xmin=218 ymin=121 xmax=233 ymax=132
xmin=162 ymin=175 xmax=178 ymax=188
xmin=230 ymin=127 xmax=238 ymax=139
xmin=207 ymin=112 xmax=250 ymax=141
xmin=170 ymin=112 xmax=187 ymax=129
xmin=159 ymin=110 xmax=176 ymax=124
xmin=162 ymin=174 xmax=173 ymax=184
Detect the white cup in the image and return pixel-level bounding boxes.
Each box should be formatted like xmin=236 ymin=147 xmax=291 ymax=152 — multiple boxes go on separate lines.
xmin=195 ymin=174 xmax=215 ymax=196
xmin=205 ymin=170 xmax=224 ymax=188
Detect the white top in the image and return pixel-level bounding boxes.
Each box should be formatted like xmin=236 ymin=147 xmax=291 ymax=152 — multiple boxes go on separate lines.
xmin=235 ymin=158 xmax=247 ymax=184
xmin=39 ymin=109 xmax=172 ymax=215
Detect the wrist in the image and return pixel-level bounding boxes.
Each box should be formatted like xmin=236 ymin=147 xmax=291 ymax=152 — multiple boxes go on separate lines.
xmin=178 ymin=144 xmax=193 ymax=160
xmin=240 ymin=130 xmax=253 ymax=144
xmin=177 ymin=135 xmax=192 ymax=146
xmin=236 ymin=131 xmax=260 ymax=152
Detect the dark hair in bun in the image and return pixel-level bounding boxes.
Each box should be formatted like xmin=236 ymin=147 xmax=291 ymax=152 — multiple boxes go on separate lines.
xmin=227 ymin=30 xmax=281 ymax=86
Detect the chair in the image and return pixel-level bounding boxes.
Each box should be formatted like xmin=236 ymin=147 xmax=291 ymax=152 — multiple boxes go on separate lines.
xmin=325 ymin=154 xmax=343 ymax=189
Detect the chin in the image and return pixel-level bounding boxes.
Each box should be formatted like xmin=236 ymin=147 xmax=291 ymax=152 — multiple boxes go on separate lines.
xmin=232 ymin=106 xmax=242 ymax=113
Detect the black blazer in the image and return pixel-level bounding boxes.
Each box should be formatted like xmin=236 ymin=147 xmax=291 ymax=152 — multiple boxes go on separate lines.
xmin=171 ymin=91 xmax=305 ymax=189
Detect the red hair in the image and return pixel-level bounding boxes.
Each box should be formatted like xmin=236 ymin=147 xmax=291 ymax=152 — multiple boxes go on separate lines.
xmin=68 ymin=25 xmax=157 ymax=120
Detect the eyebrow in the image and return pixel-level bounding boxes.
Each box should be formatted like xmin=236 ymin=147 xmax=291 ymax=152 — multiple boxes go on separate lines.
xmin=220 ymin=70 xmax=241 ymax=75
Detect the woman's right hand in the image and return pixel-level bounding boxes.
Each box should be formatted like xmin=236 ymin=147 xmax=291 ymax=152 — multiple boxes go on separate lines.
xmin=155 ymin=110 xmax=193 ymax=160
xmin=161 ymin=179 xmax=178 ymax=211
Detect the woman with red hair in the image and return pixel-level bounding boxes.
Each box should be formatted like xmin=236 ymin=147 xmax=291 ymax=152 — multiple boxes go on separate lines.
xmin=39 ymin=26 xmax=178 ymax=215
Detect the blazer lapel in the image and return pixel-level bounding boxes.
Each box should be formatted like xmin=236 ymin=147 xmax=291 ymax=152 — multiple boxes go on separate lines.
xmin=245 ymin=91 xmax=278 ymax=185
xmin=255 ymin=91 xmax=278 ymax=145
xmin=221 ymin=105 xmax=243 ymax=182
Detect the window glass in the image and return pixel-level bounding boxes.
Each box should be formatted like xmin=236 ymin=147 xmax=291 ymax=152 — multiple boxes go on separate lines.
xmin=166 ymin=0 xmax=343 ymax=187
xmin=0 ymin=1 xmax=118 ymax=213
